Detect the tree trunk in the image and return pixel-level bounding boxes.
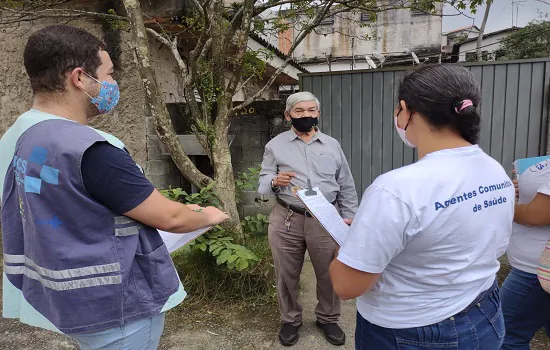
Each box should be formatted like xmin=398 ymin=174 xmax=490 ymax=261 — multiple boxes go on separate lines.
xmin=122 ymin=0 xmax=213 ymax=189
xmin=211 ymin=136 xmax=242 ymax=240
xmin=477 ymin=0 xmax=492 ymax=62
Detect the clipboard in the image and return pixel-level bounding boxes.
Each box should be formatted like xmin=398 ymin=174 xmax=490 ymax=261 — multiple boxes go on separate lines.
xmin=513 ymin=155 xmax=550 ymax=180
xmin=294 ymin=179 xmax=349 ymax=246
xmin=158 ymin=225 xmax=213 ymax=254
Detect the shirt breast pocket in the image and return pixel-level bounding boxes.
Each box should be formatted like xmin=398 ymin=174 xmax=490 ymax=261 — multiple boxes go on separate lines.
xmin=319 ymin=154 xmax=337 ymax=176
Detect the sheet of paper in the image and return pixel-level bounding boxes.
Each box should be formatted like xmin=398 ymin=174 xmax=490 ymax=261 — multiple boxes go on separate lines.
xmin=297 ymin=187 xmax=349 ymax=246
xmin=514 ymin=155 xmax=550 ymax=180
xmin=158 ymin=226 xmax=212 ymax=253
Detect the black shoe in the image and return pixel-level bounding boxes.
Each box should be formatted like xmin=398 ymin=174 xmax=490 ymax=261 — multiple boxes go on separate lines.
xmin=278 ymin=323 xmax=301 ymax=346
xmin=316 ymin=321 xmax=346 ymax=346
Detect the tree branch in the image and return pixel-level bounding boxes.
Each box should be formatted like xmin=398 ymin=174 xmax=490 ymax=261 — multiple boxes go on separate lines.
xmin=122 ymin=0 xmax=213 ymax=189
xmin=0 ymin=6 xmax=127 ymax=25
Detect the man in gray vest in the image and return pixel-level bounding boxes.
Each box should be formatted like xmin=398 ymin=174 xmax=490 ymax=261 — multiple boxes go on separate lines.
xmin=0 ymin=25 xmax=228 ymax=349
xmin=258 ymin=92 xmax=358 ymax=346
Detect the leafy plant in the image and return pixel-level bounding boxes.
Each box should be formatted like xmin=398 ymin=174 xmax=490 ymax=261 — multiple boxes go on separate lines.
xmin=190 ymin=229 xmax=260 ymax=271
xmin=242 ymin=213 xmax=269 ymax=235
xmin=159 ymin=164 xmax=268 ymax=270
xmin=235 ymin=165 xmax=261 ymax=192
xmin=160 ymin=184 xmax=260 ymax=271
xmin=160 ymin=182 xmax=220 ymax=207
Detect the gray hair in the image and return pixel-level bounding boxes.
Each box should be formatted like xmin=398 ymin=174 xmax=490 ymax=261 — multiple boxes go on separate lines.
xmin=285 ymin=91 xmax=320 ymax=113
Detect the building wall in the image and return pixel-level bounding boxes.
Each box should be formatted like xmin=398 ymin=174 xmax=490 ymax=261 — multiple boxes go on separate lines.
xmin=0 ymin=20 xmax=188 ymax=181
xmin=458 ymin=33 xmax=507 ymax=62
xmin=291 ymin=6 xmax=442 ymax=63
xmin=302 ymin=61 xmax=373 ymax=73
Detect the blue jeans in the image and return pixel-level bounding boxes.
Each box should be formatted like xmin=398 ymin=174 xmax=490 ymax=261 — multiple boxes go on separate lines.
xmin=70 ymin=313 xmax=166 ymax=350
xmin=501 ymin=268 xmax=550 ymax=349
xmin=355 ymin=279 xmax=504 ymax=349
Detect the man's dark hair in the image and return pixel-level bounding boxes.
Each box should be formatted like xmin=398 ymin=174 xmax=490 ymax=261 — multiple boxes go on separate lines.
xmin=24 ymin=25 xmax=106 ymax=93
xmin=398 ymin=64 xmax=481 ymax=144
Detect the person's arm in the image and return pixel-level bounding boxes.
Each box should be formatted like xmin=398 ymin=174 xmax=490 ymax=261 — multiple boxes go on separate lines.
xmin=124 ymin=190 xmax=228 ymax=232
xmin=258 ymin=144 xmax=295 ymax=194
xmin=335 ymin=144 xmax=359 ymax=219
xmin=258 ymin=145 xmax=279 ymax=194
xmin=514 ymin=175 xmax=550 ymax=226
xmin=81 ymin=142 xmax=228 ymax=233
xmin=514 ymin=194 xmax=550 ymax=226
xmin=329 ymin=186 xmax=417 ymax=300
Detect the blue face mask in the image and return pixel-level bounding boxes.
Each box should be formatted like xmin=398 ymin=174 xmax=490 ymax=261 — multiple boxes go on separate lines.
xmin=83 ymin=72 xmax=120 ymax=114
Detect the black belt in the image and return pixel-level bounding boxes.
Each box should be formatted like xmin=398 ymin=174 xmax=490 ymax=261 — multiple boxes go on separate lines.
xmin=276 ymin=197 xmax=336 ymax=217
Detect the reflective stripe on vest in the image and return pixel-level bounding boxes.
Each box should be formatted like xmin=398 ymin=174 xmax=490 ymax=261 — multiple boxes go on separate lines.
xmin=3 ymin=254 xmax=122 ymax=291
xmin=114 ymin=216 xmax=142 ymax=236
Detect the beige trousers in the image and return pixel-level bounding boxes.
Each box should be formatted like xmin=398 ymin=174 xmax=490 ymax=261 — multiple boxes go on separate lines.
xmin=268 ymin=202 xmax=340 ymax=326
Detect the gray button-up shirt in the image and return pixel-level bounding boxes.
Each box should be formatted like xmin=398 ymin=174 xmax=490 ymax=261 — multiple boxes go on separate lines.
xmin=258 ymin=130 xmax=358 ymax=218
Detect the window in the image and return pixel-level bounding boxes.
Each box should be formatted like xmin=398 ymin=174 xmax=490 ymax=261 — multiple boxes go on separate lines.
xmin=320 ymin=15 xmax=334 ymax=26
xmin=481 ymin=51 xmax=489 ymax=61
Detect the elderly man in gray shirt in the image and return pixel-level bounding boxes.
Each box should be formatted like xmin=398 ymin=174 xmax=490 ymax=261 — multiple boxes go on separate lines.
xmin=258 ymin=91 xmax=358 ymax=346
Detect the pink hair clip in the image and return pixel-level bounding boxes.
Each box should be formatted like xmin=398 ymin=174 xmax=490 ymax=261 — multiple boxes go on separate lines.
xmin=455 ymin=99 xmax=473 ymax=113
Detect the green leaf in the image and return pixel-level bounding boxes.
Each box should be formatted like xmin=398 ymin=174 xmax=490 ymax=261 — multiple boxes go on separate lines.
xmin=212 ymin=246 xmax=225 ymax=256
xmin=197 ymin=242 xmax=207 ymax=252
xmin=216 ymin=250 xmax=233 ymax=265
xmin=209 ymin=243 xmax=221 ymax=252
xmin=248 ymin=221 xmax=256 ymax=232
xmin=236 ymin=258 xmax=249 ymax=271
xmin=227 ymin=255 xmax=239 ymax=263
xmin=255 ymin=221 xmax=264 ymax=234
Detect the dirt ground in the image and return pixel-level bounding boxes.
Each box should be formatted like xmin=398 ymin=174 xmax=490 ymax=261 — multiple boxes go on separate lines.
xmin=0 ymin=258 xmax=549 ymax=349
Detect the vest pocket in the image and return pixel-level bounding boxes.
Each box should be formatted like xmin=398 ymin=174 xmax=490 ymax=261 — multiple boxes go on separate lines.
xmin=132 ymin=243 xmax=179 ymax=302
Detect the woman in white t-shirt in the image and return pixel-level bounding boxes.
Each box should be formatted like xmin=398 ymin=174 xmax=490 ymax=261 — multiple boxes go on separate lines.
xmin=501 ymin=166 xmax=550 ymax=348
xmin=329 ymin=65 xmax=515 ymax=349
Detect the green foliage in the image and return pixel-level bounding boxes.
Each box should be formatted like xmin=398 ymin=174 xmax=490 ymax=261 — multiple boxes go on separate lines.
xmin=160 ymin=182 xmax=220 ymax=207
xmin=190 ymin=229 xmax=260 ymax=271
xmin=242 ymin=49 xmax=269 ymax=81
xmin=242 ymin=213 xmax=269 ymax=235
xmin=105 ymin=9 xmax=127 ymax=30
xmin=502 ymin=21 xmax=550 ymax=60
xmin=160 ymin=165 xmax=267 ymax=271
xmin=235 ymin=165 xmax=261 ymax=191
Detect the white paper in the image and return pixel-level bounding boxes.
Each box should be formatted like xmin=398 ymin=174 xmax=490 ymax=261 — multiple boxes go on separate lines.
xmin=297 ymin=187 xmax=349 ymax=246
xmin=158 ymin=226 xmax=212 ymax=253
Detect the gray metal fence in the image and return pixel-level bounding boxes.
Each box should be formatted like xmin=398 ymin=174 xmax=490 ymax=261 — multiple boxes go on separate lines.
xmin=301 ymin=59 xmax=550 ymax=197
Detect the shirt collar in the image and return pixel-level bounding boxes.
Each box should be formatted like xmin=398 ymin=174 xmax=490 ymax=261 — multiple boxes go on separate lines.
xmin=287 ymin=128 xmax=326 ymax=143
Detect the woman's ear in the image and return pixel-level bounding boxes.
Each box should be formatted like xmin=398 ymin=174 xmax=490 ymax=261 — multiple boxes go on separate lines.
xmin=399 ymin=100 xmax=410 ymax=115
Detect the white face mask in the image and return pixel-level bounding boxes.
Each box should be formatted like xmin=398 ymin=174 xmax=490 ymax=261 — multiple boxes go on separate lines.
xmin=394 ymin=116 xmax=415 ymax=148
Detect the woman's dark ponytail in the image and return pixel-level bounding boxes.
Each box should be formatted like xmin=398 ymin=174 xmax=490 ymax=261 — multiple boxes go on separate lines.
xmin=398 ymin=65 xmax=482 ymax=144
xmin=452 ymin=101 xmax=480 ymax=144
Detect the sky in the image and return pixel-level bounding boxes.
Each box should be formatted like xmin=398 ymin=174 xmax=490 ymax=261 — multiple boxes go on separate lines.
xmin=442 ymin=0 xmax=550 ymax=33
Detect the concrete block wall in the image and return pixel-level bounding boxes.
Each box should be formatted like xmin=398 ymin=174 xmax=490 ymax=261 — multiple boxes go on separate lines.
xmin=145 ymin=116 xmax=184 ymax=190
xmin=145 ymin=100 xmax=288 ymax=216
